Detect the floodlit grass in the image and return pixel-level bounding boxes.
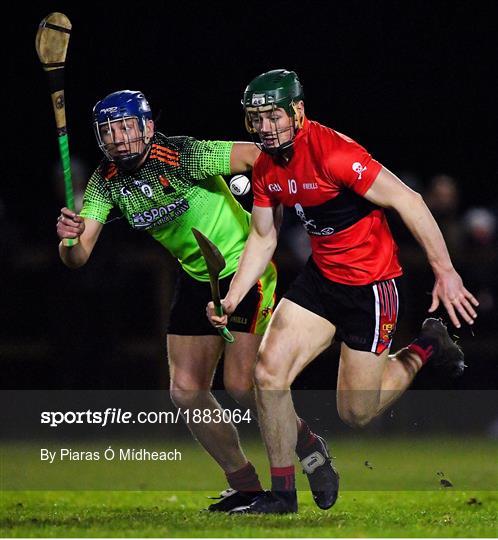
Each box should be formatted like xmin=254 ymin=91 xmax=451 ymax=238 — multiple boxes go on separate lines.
xmin=1 ymin=437 xmax=496 ymax=537
xmin=1 ymin=490 xmax=496 ymax=537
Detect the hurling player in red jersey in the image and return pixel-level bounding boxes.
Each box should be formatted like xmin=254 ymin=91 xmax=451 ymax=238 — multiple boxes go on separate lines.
xmin=207 ymin=69 xmax=479 ymax=514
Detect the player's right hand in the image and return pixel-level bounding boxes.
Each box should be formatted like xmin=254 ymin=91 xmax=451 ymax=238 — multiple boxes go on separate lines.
xmin=206 ymin=297 xmax=236 ymax=328
xmin=428 ymin=267 xmax=479 ymax=328
xmin=56 ymin=207 xmax=85 ymax=241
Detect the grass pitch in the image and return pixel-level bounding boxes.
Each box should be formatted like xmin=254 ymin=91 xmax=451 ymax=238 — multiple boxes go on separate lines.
xmin=2 ymin=490 xmax=496 ymax=538
xmin=1 ymin=437 xmax=496 ymax=537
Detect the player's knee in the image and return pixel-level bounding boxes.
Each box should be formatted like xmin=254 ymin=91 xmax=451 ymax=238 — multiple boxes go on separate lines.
xmin=224 ymin=381 xmax=254 ymax=407
xmin=169 ymin=380 xmax=210 ymax=409
xmin=224 ymin=366 xmax=254 ymax=398
xmin=254 ymin=355 xmax=291 ymax=390
xmin=337 ymin=405 xmax=375 ymax=429
xmin=169 ymin=387 xmax=197 ymax=409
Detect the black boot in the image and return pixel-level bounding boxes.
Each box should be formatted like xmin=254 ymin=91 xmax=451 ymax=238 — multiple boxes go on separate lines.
xmin=299 ymin=434 xmax=339 ymax=509
xmin=207 ymin=488 xmax=264 ymax=512
xmin=229 ymin=490 xmax=298 ymax=514
xmin=416 ymin=318 xmax=466 ymax=377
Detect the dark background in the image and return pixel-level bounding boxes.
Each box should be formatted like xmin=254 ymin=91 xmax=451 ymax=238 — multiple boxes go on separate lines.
xmin=3 ymin=2 xmax=497 ymax=393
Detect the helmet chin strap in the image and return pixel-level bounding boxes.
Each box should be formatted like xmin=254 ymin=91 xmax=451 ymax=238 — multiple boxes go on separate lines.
xmin=114 ymin=152 xmax=144 ymax=171
xmin=114 ymin=141 xmax=152 ymax=171
xmin=261 ymin=139 xmax=295 ymax=158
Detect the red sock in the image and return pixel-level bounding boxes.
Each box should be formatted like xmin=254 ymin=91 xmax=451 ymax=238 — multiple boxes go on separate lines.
xmin=226 ymin=462 xmax=262 ymax=492
xmin=271 ymin=465 xmax=295 ymax=492
xmin=296 ymin=418 xmax=317 ymax=458
xmin=407 ymin=343 xmax=434 ymax=365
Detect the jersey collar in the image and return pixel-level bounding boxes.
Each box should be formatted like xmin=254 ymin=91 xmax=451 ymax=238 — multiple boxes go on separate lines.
xmin=294 ymin=115 xmax=309 ymax=146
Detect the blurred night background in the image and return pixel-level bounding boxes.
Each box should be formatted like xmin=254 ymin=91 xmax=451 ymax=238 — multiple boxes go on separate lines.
xmin=3 ymin=2 xmax=497 ymax=436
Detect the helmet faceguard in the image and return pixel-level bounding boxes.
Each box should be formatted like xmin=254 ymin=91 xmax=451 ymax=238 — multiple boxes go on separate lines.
xmin=93 ymin=90 xmax=153 ymax=171
xmin=242 ymin=69 xmax=304 ymax=156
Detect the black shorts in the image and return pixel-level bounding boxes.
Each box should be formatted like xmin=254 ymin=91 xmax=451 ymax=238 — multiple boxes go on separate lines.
xmin=167 ymin=264 xmax=277 ymax=336
xmin=284 ymin=258 xmax=404 ymax=354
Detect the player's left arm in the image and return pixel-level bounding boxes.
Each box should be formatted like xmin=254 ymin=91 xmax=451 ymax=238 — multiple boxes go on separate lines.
xmin=363 ymin=166 xmax=479 ymax=328
xmin=184 ymin=139 xmax=260 ymax=178
xmin=229 ymin=142 xmax=261 ymax=173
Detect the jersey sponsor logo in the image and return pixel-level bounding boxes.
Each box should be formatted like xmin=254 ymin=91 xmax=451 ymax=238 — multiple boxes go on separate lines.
xmin=294 ymin=203 xmax=335 ymax=236
xmin=268 ymin=183 xmax=283 ymax=192
xmin=131 ymin=198 xmax=189 ymax=229
xmin=302 ymin=182 xmax=318 ymax=190
xmin=120 ymin=186 xmax=131 ymax=197
xmin=352 ymin=162 xmax=367 ymax=180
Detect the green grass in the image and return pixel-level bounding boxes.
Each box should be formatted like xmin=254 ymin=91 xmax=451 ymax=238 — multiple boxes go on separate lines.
xmin=1 ymin=490 xmax=496 ymax=537
xmin=1 ymin=437 xmax=497 ymax=537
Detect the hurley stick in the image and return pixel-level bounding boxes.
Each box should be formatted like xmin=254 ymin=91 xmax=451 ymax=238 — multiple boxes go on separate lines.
xmin=35 ymin=12 xmax=77 ymax=247
xmin=192 ymin=228 xmax=235 ymax=343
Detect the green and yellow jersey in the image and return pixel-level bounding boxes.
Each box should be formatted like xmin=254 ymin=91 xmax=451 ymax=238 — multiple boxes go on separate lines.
xmin=80 ymin=133 xmax=251 ymax=282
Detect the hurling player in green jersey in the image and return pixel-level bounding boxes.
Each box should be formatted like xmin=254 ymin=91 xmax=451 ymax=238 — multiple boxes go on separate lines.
xmin=56 ymin=90 xmax=277 ymax=511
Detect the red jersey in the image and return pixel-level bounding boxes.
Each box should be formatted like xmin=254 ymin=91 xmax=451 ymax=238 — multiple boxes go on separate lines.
xmin=252 ymin=118 xmax=403 ymax=285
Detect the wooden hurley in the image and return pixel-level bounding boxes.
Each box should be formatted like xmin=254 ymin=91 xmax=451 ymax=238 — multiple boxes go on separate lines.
xmin=36 ymin=13 xmax=78 ymax=247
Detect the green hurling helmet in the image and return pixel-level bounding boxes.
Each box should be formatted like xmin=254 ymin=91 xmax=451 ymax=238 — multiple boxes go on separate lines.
xmin=242 ymin=69 xmax=304 ymax=114
xmin=242 ymin=69 xmax=304 ymax=156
